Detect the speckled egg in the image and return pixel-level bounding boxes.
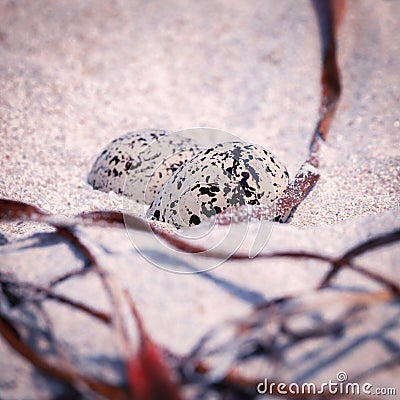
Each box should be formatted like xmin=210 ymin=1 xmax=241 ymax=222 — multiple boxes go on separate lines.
xmin=147 ymin=141 xmax=289 ymax=228
xmin=88 ymin=129 xmax=201 ymax=204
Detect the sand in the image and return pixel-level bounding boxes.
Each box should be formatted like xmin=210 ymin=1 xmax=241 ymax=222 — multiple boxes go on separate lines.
xmin=0 ymin=1 xmax=399 ymax=399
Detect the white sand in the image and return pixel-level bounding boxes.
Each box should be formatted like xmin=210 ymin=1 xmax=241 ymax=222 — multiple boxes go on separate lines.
xmin=0 ymin=1 xmax=399 ymax=399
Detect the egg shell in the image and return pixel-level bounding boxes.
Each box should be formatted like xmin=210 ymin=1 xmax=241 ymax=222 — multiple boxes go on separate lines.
xmin=88 ymin=129 xmax=201 ymax=204
xmin=147 ymin=141 xmax=289 ymax=228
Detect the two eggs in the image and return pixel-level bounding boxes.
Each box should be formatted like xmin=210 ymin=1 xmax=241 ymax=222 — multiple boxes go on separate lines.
xmin=88 ymin=129 xmax=289 ymax=229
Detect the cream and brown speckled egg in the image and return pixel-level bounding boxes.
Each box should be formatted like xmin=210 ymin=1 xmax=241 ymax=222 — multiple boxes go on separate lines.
xmin=146 ymin=141 xmax=289 ymax=228
xmin=88 ymin=129 xmax=201 ymax=204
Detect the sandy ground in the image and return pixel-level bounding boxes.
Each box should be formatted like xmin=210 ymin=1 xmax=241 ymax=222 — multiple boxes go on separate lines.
xmin=0 ymin=1 xmax=399 ymax=399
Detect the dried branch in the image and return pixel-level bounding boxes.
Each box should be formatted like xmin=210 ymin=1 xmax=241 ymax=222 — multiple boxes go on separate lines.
xmin=0 ymin=312 xmax=130 ymax=400
xmin=0 ymin=272 xmax=111 ymax=323
xmin=125 ymin=290 xmax=183 ymax=400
